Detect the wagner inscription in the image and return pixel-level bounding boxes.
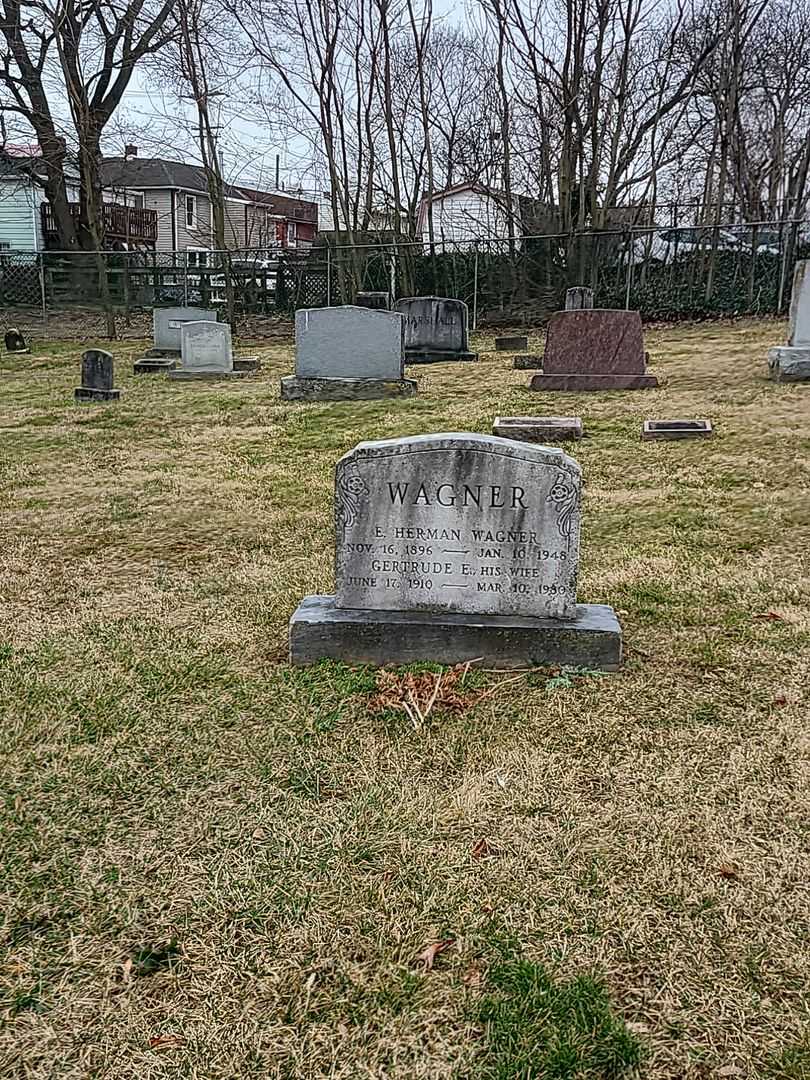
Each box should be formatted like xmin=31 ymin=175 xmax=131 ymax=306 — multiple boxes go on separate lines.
xmin=334 ymin=433 xmax=581 ymax=619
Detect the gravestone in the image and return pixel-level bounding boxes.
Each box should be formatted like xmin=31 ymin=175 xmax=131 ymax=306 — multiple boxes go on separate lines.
xmin=642 ymin=419 xmax=713 ymax=441
xmin=134 ymin=306 xmax=216 ymax=373
xmin=289 ymin=433 xmax=621 ymax=669
xmin=395 ymin=297 xmax=477 ymax=363
xmin=529 ymin=309 xmax=659 ymax=390
xmin=513 ymin=354 xmax=543 ymax=370
xmin=768 ymin=261 xmax=810 ymax=382
xmin=493 ymin=416 xmax=583 ymax=443
xmin=75 ymin=349 xmax=121 ymax=402
xmin=356 ymin=292 xmax=389 ymax=310
xmin=5 ymin=328 xmax=29 ymax=354
xmin=495 ymin=334 xmax=528 ymax=352
xmin=565 ymin=287 xmax=594 ymax=310
xmin=169 ymin=322 xmax=247 ymax=381
xmin=281 ymin=306 xmax=417 ymax=400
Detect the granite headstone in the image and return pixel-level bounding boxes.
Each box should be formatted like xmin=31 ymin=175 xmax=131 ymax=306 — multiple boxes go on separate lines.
xmin=493 ymin=416 xmax=583 ymax=442
xmin=768 ymin=261 xmax=810 ymax=382
xmin=290 ymin=433 xmax=621 ymax=668
xmin=356 ymin=292 xmax=389 ymax=310
xmin=565 ymin=287 xmax=594 ymax=310
xmin=529 ymin=309 xmax=658 ymax=390
xmin=75 ymin=349 xmax=120 ymax=402
xmin=395 ymin=297 xmax=477 ymax=363
xmin=5 ymin=328 xmax=29 ymax=353
xmin=169 ymin=322 xmax=246 ymax=381
xmin=134 ymin=306 xmax=217 ymax=373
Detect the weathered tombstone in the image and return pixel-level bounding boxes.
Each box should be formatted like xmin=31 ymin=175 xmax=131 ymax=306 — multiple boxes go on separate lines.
xmin=642 ymin=419 xmax=713 ymax=441
xmin=75 ymin=349 xmax=121 ymax=402
xmin=281 ymin=306 xmax=417 ymax=401
xmin=169 ymin=321 xmax=247 ymax=381
xmin=356 ymin=291 xmax=389 ymax=310
xmin=495 ymin=334 xmax=528 ymax=352
xmin=289 ymin=433 xmax=621 ymax=669
xmin=395 ymin=297 xmax=477 ymax=363
xmin=493 ymin=416 xmax=583 ymax=442
xmin=768 ymin=261 xmax=810 ymax=382
xmin=5 ymin=328 xmax=29 ymax=354
xmin=565 ymin=287 xmax=594 ymax=310
xmin=529 ymin=309 xmax=659 ymax=390
xmin=134 ymin=306 xmax=216 ymax=373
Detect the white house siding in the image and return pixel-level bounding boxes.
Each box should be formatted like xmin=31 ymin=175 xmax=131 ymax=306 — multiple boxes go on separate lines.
xmin=140 ymin=189 xmax=175 ymax=251
xmin=0 ymin=179 xmax=41 ymax=250
xmin=421 ymin=189 xmax=522 ymax=251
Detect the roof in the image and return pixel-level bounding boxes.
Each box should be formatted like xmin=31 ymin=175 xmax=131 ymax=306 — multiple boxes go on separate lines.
xmin=235 ymin=186 xmax=318 ymax=223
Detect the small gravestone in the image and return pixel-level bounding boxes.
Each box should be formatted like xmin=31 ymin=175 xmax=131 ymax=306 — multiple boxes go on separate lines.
xmin=356 ymin=292 xmax=389 ymax=310
xmin=529 ymin=310 xmax=658 ymax=390
xmin=495 ymin=334 xmax=528 ymax=352
xmin=5 ymin=328 xmax=29 ymax=354
xmin=134 ymin=306 xmax=216 ymax=373
xmin=642 ymin=419 xmax=712 ymax=441
xmin=768 ymin=261 xmax=810 ymax=382
xmin=168 ymin=321 xmax=247 ymax=381
xmin=289 ymin=433 xmax=621 ymax=669
xmin=281 ymin=306 xmax=416 ymax=401
xmin=494 ymin=416 xmax=583 ymax=442
xmin=395 ymin=297 xmax=477 ymax=363
xmin=566 ymin=287 xmax=594 ymax=310
xmin=75 ymin=349 xmax=121 ymax=402
xmin=513 ymin=354 xmax=544 ymax=370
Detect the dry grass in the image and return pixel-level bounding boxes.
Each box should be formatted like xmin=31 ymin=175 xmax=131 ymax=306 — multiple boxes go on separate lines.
xmin=1 ymin=318 xmax=809 ymax=1079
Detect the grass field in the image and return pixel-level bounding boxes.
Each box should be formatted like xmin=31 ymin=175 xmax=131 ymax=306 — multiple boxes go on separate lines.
xmin=1 ymin=318 xmax=809 ymax=1079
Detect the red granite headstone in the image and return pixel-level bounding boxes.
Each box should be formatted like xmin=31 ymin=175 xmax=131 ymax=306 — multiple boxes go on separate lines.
xmin=529 ymin=308 xmax=658 ymax=390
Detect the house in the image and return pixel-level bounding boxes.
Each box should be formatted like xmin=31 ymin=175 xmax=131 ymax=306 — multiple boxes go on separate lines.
xmin=100 ymin=155 xmax=318 ymax=259
xmin=416 ymin=183 xmax=525 ymax=249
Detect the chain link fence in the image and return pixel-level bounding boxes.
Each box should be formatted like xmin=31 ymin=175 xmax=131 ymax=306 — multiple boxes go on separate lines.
xmin=1 ymin=220 xmax=805 ymax=338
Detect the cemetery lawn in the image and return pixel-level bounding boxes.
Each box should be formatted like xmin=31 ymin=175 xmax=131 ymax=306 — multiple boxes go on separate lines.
xmin=2 ymin=318 xmax=809 ymax=1080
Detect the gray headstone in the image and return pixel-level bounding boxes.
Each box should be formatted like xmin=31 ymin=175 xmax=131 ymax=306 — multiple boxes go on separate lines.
xmin=565 ymin=287 xmax=594 ymax=310
xmin=356 ymin=292 xmax=389 ymax=310
xmin=180 ymin=321 xmax=233 ymax=373
xmin=395 ymin=297 xmax=471 ymax=355
xmin=788 ymin=261 xmax=810 ymax=345
xmin=5 ymin=327 xmax=28 ymax=353
xmin=295 ymin=306 xmax=404 ymax=380
xmin=334 ymin=433 xmax=581 ymax=620
xmin=154 ymin=307 xmax=217 ymax=351
xmin=81 ymin=348 xmax=114 ymax=390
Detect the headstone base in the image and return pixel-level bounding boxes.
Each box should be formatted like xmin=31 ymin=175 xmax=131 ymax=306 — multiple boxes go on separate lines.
xmin=404 ymin=349 xmax=478 ymax=364
xmin=768 ymin=345 xmax=810 ymax=382
xmin=233 ymin=356 xmax=261 ymax=373
xmin=289 ymin=595 xmax=621 ymax=670
xmin=168 ymin=369 xmax=248 ymax=381
xmin=6 ymin=348 xmax=30 ymax=355
xmin=280 ymin=375 xmax=417 ymax=401
xmin=513 ymin=354 xmax=544 ymax=369
xmin=75 ymin=387 xmax=121 ymax=402
xmin=144 ymin=347 xmax=181 ymax=359
xmin=133 ymin=357 xmax=177 ymax=374
xmin=493 ymin=416 xmax=583 ymax=442
xmin=530 ymin=373 xmax=659 ymax=391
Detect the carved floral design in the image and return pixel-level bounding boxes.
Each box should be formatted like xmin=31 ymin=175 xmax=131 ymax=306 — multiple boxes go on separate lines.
xmin=545 ymin=471 xmax=578 ymax=543
xmin=336 ymin=463 xmax=370 ymax=535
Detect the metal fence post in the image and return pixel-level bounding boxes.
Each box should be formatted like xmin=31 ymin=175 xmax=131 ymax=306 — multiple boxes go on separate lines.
xmin=777 ymin=221 xmax=789 ymax=313
xmin=38 ymin=252 xmax=47 ymax=326
xmin=472 ymin=242 xmax=479 ymax=331
xmin=327 ymin=246 xmax=332 ymax=306
xmin=624 ymin=231 xmax=633 ymax=310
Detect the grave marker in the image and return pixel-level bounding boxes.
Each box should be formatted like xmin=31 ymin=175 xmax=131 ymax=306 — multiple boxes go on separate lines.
xmin=496 ymin=334 xmax=528 ymax=352
xmin=395 ymin=297 xmax=477 ymax=363
xmin=565 ymin=287 xmax=594 ymax=310
xmin=281 ymin=306 xmax=416 ymax=400
xmin=134 ymin=306 xmax=216 ymax=373
xmin=290 ymin=433 xmax=621 ymax=669
xmin=493 ymin=416 xmax=583 ymax=442
xmin=169 ymin=322 xmax=247 ymax=381
xmin=75 ymin=349 xmax=121 ymax=402
xmin=4 ymin=328 xmax=29 ymax=354
xmin=768 ymin=260 xmax=810 ymax=382
xmin=529 ymin=309 xmax=659 ymax=390
xmin=356 ymin=292 xmax=389 ymax=310
xmin=642 ymin=419 xmax=713 ymax=441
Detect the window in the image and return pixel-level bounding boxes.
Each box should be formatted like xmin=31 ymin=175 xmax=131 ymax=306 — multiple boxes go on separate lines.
xmin=185 ymin=194 xmax=196 ymax=229
xmin=286 ymin=221 xmax=295 ymax=245
xmin=187 ymin=248 xmax=208 ymax=268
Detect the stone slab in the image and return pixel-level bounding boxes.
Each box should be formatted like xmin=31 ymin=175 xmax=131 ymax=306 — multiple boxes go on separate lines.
xmin=493 ymin=416 xmax=583 ymax=442
xmin=134 ymin=357 xmax=177 ymax=374
xmin=289 ymin=594 xmax=621 ymax=670
xmin=405 ymin=349 xmax=477 ymax=364
xmin=513 ymin=354 xmax=544 ymax=370
xmin=530 ymin=373 xmax=659 ymax=391
xmin=233 ymin=356 xmax=261 ymax=373
xmin=543 ymin=309 xmax=646 ymax=375
xmin=169 ymin=369 xmax=248 ymax=381
xmin=642 ymin=419 xmax=712 ymax=441
xmin=281 ymin=375 xmax=417 ymax=401
xmin=334 ymin=433 xmax=581 ymax=621
xmin=396 ymin=297 xmax=471 ymax=357
xmin=75 ymin=386 xmax=121 ymax=402
xmin=296 ymin=306 xmax=404 ymax=380
xmin=180 ymin=321 xmax=233 ymax=373
xmin=788 ymin=261 xmax=810 ymax=345
xmin=565 ymin=287 xmax=594 ymax=310
xmin=356 ymin=292 xmax=389 ymax=310
xmin=768 ymin=345 xmax=810 ymax=382
xmin=496 ymin=335 xmax=528 ymax=351
xmin=5 ymin=328 xmax=28 ymax=353
xmin=144 ymin=347 xmax=181 ymax=359
xmin=154 ymin=307 xmax=216 ymax=352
